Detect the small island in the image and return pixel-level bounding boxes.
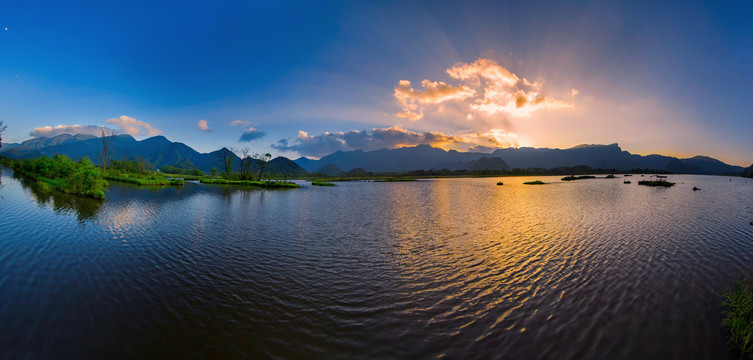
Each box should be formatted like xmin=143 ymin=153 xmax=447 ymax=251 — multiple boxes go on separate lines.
xmin=523 ymin=180 xmax=546 ymax=185
xmin=638 ymin=180 xmax=675 ymax=187
xmin=561 ymin=175 xmax=596 ymax=181
xmin=312 ymin=181 xmax=335 ymax=186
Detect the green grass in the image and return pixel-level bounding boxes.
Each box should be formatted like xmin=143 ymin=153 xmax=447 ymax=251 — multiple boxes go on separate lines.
xmin=561 ymin=175 xmax=596 ymax=181
xmin=104 ymin=174 xmax=184 ymax=186
xmin=312 ymin=181 xmax=335 ymax=186
xmin=722 ymin=280 xmax=753 ymax=358
xmin=160 ymin=173 xmax=203 ymax=181
xmin=10 ymin=156 xmax=106 ymax=199
xmin=523 ymin=180 xmax=545 ymax=185
xmin=637 ymin=180 xmax=675 ymax=187
xmin=200 ymin=178 xmax=300 ymax=188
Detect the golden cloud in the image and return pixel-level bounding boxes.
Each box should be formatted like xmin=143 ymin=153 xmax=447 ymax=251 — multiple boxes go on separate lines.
xmin=394 ymin=58 xmax=573 ymax=120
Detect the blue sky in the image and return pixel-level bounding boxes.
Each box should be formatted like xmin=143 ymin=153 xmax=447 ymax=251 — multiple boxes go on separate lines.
xmin=1 ymin=1 xmax=751 ymax=165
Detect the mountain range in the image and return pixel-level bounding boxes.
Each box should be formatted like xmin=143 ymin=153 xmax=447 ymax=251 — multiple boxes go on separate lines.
xmin=295 ymin=143 xmax=746 ymax=175
xmin=1 ymin=134 xmax=748 ymax=176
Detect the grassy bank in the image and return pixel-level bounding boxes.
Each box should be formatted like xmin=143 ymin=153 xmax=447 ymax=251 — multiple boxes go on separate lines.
xmin=200 ymin=178 xmax=300 ymax=188
xmin=9 ymin=155 xmax=106 ymax=199
xmin=722 ymin=280 xmax=753 ymax=358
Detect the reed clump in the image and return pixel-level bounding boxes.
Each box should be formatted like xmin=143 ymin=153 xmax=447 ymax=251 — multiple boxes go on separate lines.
xmin=523 ymin=180 xmax=545 ymax=185
xmin=312 ymin=181 xmax=335 ymax=186
xmin=722 ymin=280 xmax=753 ymax=358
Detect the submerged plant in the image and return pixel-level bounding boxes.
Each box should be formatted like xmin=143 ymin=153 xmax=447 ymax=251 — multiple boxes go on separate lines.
xmin=722 ymin=280 xmax=753 ymax=358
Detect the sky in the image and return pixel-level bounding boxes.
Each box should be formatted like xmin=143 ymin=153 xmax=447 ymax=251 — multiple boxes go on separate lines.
xmin=1 ymin=0 xmax=751 ymax=165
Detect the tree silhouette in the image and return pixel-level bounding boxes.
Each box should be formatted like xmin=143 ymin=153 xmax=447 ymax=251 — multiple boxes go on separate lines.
xmin=100 ymin=127 xmax=117 ymax=171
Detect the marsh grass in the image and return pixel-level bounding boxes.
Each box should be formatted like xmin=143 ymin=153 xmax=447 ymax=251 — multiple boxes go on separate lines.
xmin=722 ymin=281 xmax=753 ymax=358
xmin=312 ymin=181 xmax=335 ymax=186
xmin=201 ymin=178 xmax=300 ymax=188
xmin=523 ymin=180 xmax=545 ymax=185
xmin=105 ymin=174 xmax=184 ymax=186
xmin=637 ymin=180 xmax=675 ymax=187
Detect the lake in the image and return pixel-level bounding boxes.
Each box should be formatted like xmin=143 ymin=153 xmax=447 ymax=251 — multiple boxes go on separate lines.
xmin=1 ymin=167 xmax=753 ymax=359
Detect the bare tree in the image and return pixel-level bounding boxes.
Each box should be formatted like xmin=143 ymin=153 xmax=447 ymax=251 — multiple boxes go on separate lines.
xmin=215 ymin=147 xmax=235 ymax=176
xmin=253 ymin=153 xmax=272 ymax=180
xmin=237 ymin=147 xmax=253 ymax=180
xmin=0 ymin=121 xmax=7 ymax=148
xmin=100 ymin=127 xmax=117 ymax=171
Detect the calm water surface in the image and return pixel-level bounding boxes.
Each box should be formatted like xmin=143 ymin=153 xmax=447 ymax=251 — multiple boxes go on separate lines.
xmin=2 ymin=168 xmax=753 ymax=359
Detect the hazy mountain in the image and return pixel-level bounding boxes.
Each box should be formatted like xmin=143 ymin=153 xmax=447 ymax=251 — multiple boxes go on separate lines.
xmin=295 ymin=143 xmax=744 ymax=175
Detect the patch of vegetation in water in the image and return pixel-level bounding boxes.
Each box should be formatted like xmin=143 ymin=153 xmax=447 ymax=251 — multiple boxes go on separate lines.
xmin=624 ymin=181 xmax=631 ymax=184
xmin=9 ymin=155 xmax=106 ymax=199
xmin=523 ymin=180 xmax=546 ymax=185
xmin=722 ymin=280 xmax=753 ymax=358
xmin=105 ymin=173 xmax=184 ymax=186
xmin=200 ymin=178 xmax=299 ymax=188
xmin=312 ymin=181 xmax=335 ymax=186
xmin=605 ymin=174 xmax=617 ymax=178
xmin=561 ymin=175 xmax=596 ymax=181
xmin=637 ymin=180 xmax=675 ymax=187
xmin=496 ymin=181 xmax=504 ymax=185
xmin=374 ymin=178 xmax=417 ymax=182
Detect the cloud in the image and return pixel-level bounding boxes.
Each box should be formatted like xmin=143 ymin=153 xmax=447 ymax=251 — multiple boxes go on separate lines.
xmin=30 ymin=124 xmax=110 ymax=138
xmin=230 ymin=120 xmax=250 ymax=126
xmin=394 ymin=79 xmax=475 ymax=121
xmin=197 ymin=119 xmax=210 ymax=131
xmin=105 ymin=115 xmax=162 ymax=137
xmin=394 ymin=58 xmax=573 ymax=120
xmin=272 ymin=126 xmax=517 ymax=158
xmin=239 ymin=127 xmax=266 ymax=142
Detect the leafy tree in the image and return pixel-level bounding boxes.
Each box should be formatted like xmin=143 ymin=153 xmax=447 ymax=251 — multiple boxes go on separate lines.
xmin=215 ymin=148 xmax=235 ymax=176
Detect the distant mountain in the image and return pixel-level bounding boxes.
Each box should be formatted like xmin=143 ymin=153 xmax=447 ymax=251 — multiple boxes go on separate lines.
xmin=294 ymin=143 xmax=744 ymax=175
xmin=3 ymin=134 xmax=744 ymax=176
xmin=316 ymin=163 xmax=342 ymax=176
xmin=0 ymin=134 xmax=307 ymax=176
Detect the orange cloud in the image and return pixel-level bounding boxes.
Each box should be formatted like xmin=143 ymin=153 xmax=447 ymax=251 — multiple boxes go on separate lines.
xmin=105 ymin=115 xmax=162 ymax=137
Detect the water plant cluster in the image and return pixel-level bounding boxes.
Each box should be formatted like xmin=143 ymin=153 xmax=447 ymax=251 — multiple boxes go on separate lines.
xmin=9 ymin=155 xmax=107 ymax=199
xmin=722 ymin=280 xmax=753 ymax=358
xmin=311 ymin=181 xmax=335 ymax=186
xmin=523 ymin=180 xmax=546 ymax=185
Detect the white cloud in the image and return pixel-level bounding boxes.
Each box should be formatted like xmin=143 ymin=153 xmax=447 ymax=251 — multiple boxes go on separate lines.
xmin=30 ymin=124 xmax=110 ymax=138
xmin=230 ymin=120 xmax=250 ymax=126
